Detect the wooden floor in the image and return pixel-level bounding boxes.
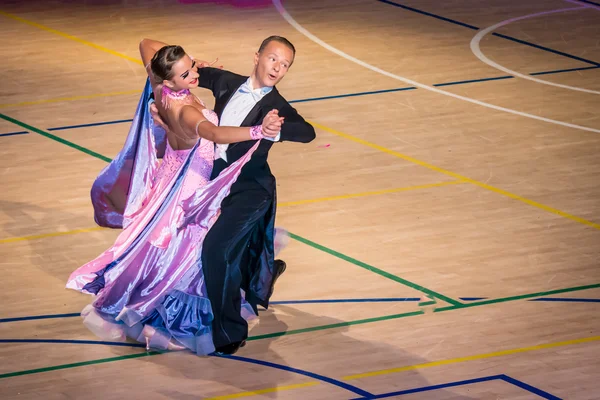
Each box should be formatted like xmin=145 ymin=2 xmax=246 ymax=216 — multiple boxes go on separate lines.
xmin=1 ymin=0 xmax=599 ymax=398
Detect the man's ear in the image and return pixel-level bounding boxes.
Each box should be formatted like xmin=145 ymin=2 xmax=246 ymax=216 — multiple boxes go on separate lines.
xmin=254 ymin=51 xmax=260 ymax=66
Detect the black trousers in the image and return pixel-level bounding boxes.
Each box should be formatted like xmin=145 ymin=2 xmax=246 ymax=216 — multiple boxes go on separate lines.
xmin=201 ymin=187 xmax=272 ymax=348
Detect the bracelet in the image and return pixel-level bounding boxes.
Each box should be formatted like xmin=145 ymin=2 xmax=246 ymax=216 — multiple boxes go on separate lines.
xmin=249 ymin=125 xmax=264 ymax=140
xmin=196 ymin=119 xmax=210 ymax=134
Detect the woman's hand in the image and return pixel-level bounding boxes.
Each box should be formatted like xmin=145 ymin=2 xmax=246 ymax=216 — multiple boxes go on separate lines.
xmin=192 ymin=57 xmax=223 ymax=70
xmin=150 ymin=101 xmax=169 ymax=131
xmin=262 ymin=109 xmax=284 ymax=138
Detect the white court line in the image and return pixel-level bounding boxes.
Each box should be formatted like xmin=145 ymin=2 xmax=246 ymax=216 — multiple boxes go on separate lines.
xmin=470 ymin=6 xmax=600 ymax=95
xmin=272 ymin=0 xmax=600 ymax=134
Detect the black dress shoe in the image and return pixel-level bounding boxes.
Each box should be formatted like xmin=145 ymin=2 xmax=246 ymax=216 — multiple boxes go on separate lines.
xmin=214 ymin=340 xmax=246 ymax=356
xmin=269 ymin=259 xmax=287 ymax=295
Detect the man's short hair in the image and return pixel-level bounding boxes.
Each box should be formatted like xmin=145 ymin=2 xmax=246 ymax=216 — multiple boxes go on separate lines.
xmin=258 ymin=36 xmax=296 ymax=58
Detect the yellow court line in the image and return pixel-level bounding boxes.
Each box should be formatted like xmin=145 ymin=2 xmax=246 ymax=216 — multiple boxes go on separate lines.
xmin=309 ymin=120 xmax=600 ymax=231
xmin=0 ymin=90 xmax=142 ymax=109
xmin=209 ymin=335 xmax=600 ymax=399
xmin=4 ymin=10 xmax=597 ymax=398
xmin=0 ymin=227 xmax=107 ymax=244
xmin=0 ymin=181 xmax=455 ymax=244
xmin=0 ymin=10 xmax=143 ymax=65
xmin=204 ymin=382 xmax=319 ymax=400
xmin=277 ymin=180 xmax=464 ymax=207
xmin=0 ymin=10 xmax=142 ymax=109
xmin=343 ymin=335 xmax=600 ymax=380
xmin=4 ymin=9 xmax=597 ymax=232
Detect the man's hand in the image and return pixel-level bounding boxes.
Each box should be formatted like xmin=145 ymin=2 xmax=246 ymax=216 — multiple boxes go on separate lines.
xmin=149 ymin=102 xmax=169 ymax=131
xmin=262 ymin=109 xmax=284 ymax=138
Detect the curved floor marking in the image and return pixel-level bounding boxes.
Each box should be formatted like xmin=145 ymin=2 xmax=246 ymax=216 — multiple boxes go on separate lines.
xmin=0 ymin=339 xmax=373 ymax=398
xmin=271 ymin=0 xmax=600 ymax=133
xmin=218 ymin=354 xmax=374 ymax=398
xmin=0 ymin=338 xmax=145 ymax=348
xmin=471 ymin=6 xmax=600 ymax=95
xmin=565 ymin=0 xmax=600 ymax=11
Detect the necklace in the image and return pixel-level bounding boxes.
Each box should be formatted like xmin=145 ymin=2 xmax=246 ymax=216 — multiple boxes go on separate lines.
xmin=161 ymin=85 xmax=193 ymax=109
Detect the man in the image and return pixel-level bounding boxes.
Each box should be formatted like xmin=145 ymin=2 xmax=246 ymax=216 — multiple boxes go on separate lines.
xmin=153 ymin=36 xmax=315 ymax=355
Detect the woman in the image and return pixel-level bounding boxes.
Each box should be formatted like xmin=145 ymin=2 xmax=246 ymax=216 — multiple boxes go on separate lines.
xmin=66 ymin=39 xmax=283 ymax=355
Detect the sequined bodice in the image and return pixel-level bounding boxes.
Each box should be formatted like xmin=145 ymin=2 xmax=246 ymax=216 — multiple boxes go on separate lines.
xmin=153 ymin=108 xmax=217 ymax=198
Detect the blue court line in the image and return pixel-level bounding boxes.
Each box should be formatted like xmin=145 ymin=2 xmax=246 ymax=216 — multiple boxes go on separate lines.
xmin=1 ymin=64 xmax=598 ymax=138
xmin=351 ymin=374 xmax=561 ymax=399
xmin=0 ymin=338 xmax=146 ymax=348
xmin=501 ymin=375 xmax=562 ymax=399
xmin=530 ymin=65 xmax=600 ymax=76
xmin=433 ymin=75 xmax=514 ymax=87
xmin=0 ymin=298 xmax=421 ymax=324
xmin=461 ymin=297 xmax=600 ymax=304
xmin=376 ymin=0 xmax=479 ymax=30
xmin=5 ymin=295 xmax=599 ymax=326
xmin=491 ymin=32 xmax=600 ymax=67
xmin=0 ymin=313 xmax=81 ymax=323
xmin=0 ymin=131 xmax=28 ymax=137
xmin=378 ymin=0 xmax=600 ymax=66
xmin=46 ymin=118 xmax=134 ymax=131
xmin=272 ymin=297 xmax=600 ymax=304
xmin=0 ymin=119 xmax=135 ymax=137
xmin=270 ymin=297 xmax=421 ymax=304
xmin=289 ymin=86 xmax=417 ymax=103
xmin=452 ymin=297 xmax=600 ymax=303
xmin=576 ymin=0 xmax=600 ymax=6
xmin=222 ymin=354 xmax=374 ymax=398
xmin=0 ymin=338 xmax=373 ymax=397
xmin=529 ymin=297 xmax=600 ymax=303
xmin=1 ymin=297 xmax=597 ymax=324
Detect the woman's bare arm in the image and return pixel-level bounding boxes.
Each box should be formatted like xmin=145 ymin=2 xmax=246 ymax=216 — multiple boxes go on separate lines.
xmin=179 ymin=106 xmax=281 ymax=145
xmin=139 ymin=38 xmax=169 ymax=80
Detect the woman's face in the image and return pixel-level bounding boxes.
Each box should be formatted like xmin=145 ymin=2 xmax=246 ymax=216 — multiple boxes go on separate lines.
xmin=165 ymin=55 xmax=199 ymax=90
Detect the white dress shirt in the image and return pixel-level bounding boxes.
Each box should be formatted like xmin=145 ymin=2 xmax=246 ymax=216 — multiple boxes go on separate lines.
xmin=215 ymin=77 xmax=280 ymax=162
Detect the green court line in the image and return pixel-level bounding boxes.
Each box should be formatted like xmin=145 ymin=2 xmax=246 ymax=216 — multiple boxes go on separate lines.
xmin=0 ymin=351 xmax=162 ymax=379
xmin=288 ymin=232 xmax=463 ymax=307
xmin=0 ymin=312 xmax=424 ymax=380
xmin=0 ymin=111 xmax=462 ymax=307
xmin=1 ymin=282 xmax=598 ymax=379
xmin=2 ymin=108 xmax=598 ymax=381
xmin=434 ymin=283 xmax=600 ymax=312
xmin=2 ymin=281 xmax=598 ymax=380
xmin=0 ymin=95 xmax=467 ymax=386
xmin=248 ymin=310 xmax=425 ymax=341
xmin=0 ymin=113 xmax=111 ymax=162
xmin=0 ymin=113 xmax=459 ymax=375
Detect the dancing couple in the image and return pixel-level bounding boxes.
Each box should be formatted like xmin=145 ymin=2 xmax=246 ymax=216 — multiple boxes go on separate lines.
xmin=66 ymin=36 xmax=315 ymax=356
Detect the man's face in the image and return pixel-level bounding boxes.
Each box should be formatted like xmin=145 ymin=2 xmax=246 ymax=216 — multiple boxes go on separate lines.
xmin=252 ymin=41 xmax=294 ymax=88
